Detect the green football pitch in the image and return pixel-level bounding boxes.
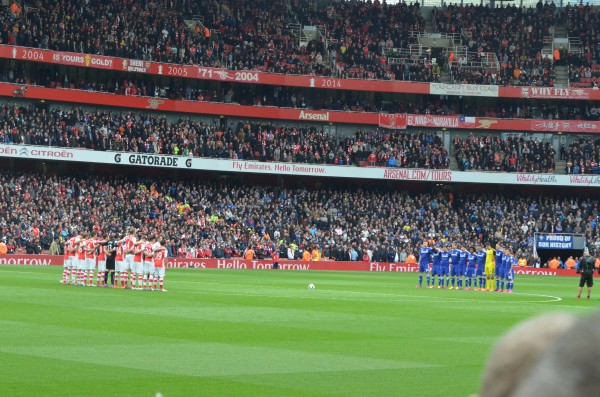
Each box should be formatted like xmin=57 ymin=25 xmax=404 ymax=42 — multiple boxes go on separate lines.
xmin=0 ymin=266 xmax=597 ymax=397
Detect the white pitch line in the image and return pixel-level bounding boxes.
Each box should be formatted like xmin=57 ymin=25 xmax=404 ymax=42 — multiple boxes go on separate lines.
xmin=173 ymin=279 xmax=566 ymax=304
xmin=181 ymin=286 xmax=564 ymax=306
xmin=183 ymin=288 xmax=479 ymax=304
xmin=0 ymin=269 xmax=52 ymax=275
xmin=0 ymin=268 xmax=566 ymax=304
xmin=511 ymin=292 xmax=562 ymax=303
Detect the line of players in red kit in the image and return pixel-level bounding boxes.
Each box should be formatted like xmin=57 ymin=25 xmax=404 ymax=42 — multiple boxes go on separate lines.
xmin=60 ymin=228 xmax=169 ymax=292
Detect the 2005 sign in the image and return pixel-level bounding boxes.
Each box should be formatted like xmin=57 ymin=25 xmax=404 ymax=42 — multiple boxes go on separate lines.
xmin=167 ymin=65 xmax=189 ymax=77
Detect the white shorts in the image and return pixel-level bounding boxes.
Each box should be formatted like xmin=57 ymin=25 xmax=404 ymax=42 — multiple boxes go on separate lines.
xmin=63 ymin=257 xmax=71 ymax=268
xmin=154 ymin=266 xmax=165 ymax=278
xmin=125 ymin=254 xmax=134 ymax=271
xmin=76 ymin=258 xmax=86 ymax=270
xmin=97 ymin=260 xmax=106 ymax=272
xmin=85 ymin=257 xmax=96 ymax=270
xmin=116 ymin=260 xmax=125 ymax=272
xmin=144 ymin=261 xmax=155 ymax=275
xmin=68 ymin=257 xmax=77 ymax=268
xmin=133 ymin=260 xmax=143 ymax=274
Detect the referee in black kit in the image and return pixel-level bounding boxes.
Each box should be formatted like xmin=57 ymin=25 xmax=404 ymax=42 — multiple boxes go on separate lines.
xmin=576 ymin=249 xmax=596 ymax=300
xmin=101 ymin=234 xmax=119 ymax=287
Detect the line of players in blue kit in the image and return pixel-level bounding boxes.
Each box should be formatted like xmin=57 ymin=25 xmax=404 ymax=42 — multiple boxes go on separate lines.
xmin=416 ymin=242 xmax=516 ymax=292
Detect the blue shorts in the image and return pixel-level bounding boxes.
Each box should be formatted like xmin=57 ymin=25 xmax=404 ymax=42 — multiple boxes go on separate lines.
xmin=500 ymin=268 xmax=512 ymax=280
xmin=495 ymin=266 xmax=501 ymax=277
xmin=431 ymin=266 xmax=440 ymax=276
xmin=451 ymin=265 xmax=463 ymax=277
xmin=465 ymin=266 xmax=476 ymax=278
xmin=497 ymin=268 xmax=503 ymax=279
xmin=475 ymin=266 xmax=484 ymax=276
xmin=506 ymin=269 xmax=514 ymax=281
xmin=419 ymin=263 xmax=430 ymax=273
xmin=439 ymin=267 xmax=449 ymax=276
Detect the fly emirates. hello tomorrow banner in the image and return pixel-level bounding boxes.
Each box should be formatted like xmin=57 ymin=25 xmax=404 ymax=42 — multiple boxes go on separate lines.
xmin=0 ymin=254 xmax=580 ymax=276
xmin=1 ymin=144 xmax=600 ymax=187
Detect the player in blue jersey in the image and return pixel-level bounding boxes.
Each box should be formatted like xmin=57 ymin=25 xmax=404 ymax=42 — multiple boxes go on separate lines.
xmin=475 ymin=245 xmax=487 ymax=291
xmin=439 ymin=247 xmax=451 ymax=289
xmin=499 ymin=249 xmax=510 ymax=292
xmin=499 ymin=249 xmax=515 ymax=293
xmin=456 ymin=245 xmax=469 ymax=289
xmin=417 ymin=242 xmax=433 ymax=288
xmin=428 ymin=246 xmax=442 ymax=288
xmin=449 ymin=243 xmax=461 ymax=289
xmin=494 ymin=243 xmax=504 ymax=292
xmin=505 ymin=253 xmax=516 ymax=293
xmin=464 ymin=247 xmax=477 ymax=291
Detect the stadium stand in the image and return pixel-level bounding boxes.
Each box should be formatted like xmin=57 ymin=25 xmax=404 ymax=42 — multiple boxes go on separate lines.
xmin=453 ymin=134 xmax=556 ymax=173
xmin=568 ymin=64 xmax=600 ymax=88
xmin=2 ymin=59 xmax=599 ymax=120
xmin=566 ymin=3 xmax=600 ymax=67
xmin=565 ymin=137 xmax=600 ymax=174
xmin=1 ymin=170 xmax=598 ymax=260
xmin=0 ymin=103 xmax=448 ymax=168
xmin=0 ymin=0 xmax=426 ymax=80
xmin=0 ymin=1 xmax=599 ymax=267
xmin=7 ymin=99 xmax=600 ymax=174
xmin=432 ymin=3 xmax=557 ymax=86
xmin=3 ymin=0 xmax=593 ymax=86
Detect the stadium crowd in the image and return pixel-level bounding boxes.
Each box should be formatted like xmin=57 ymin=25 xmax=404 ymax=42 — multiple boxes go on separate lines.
xmin=6 ymin=101 xmax=600 ymax=174
xmin=0 ymin=0 xmax=427 ymax=81
xmin=453 ymin=134 xmax=556 ymax=173
xmin=4 ymin=0 xmax=596 ymax=87
xmin=433 ymin=2 xmax=558 ymax=86
xmin=4 ymin=98 xmax=600 ymax=174
xmin=0 ymin=104 xmax=448 ymax=168
xmin=566 ymin=3 xmax=600 ymax=68
xmin=564 ymin=137 xmax=600 ymax=174
xmin=0 ymin=170 xmax=598 ymax=263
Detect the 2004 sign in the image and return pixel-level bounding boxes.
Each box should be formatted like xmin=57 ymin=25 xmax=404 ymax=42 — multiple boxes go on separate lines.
xmin=198 ymin=68 xmax=259 ymax=82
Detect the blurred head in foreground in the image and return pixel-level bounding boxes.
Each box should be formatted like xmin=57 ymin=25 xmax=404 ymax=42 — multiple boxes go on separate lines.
xmin=479 ymin=312 xmax=578 ymax=397
xmin=512 ymin=310 xmax=600 ymax=397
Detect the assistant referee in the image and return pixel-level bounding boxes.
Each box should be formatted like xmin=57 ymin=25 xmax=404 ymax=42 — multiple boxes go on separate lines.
xmin=576 ymin=249 xmax=596 ymax=300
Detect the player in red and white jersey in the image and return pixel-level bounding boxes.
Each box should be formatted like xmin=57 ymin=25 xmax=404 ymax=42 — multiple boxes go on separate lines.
xmin=67 ymin=233 xmax=82 ymax=285
xmin=132 ymin=235 xmax=146 ymax=289
xmin=122 ymin=228 xmax=138 ymax=289
xmin=142 ymin=237 xmax=156 ymax=290
xmin=76 ymin=233 xmax=87 ymax=285
xmin=178 ymin=245 xmax=186 ymax=258
xmin=62 ymin=234 xmax=78 ymax=285
xmin=153 ymin=240 xmax=168 ymax=292
xmin=62 ymin=237 xmax=71 ymax=284
xmin=95 ymin=234 xmax=107 ymax=287
xmin=84 ymin=232 xmax=99 ymax=286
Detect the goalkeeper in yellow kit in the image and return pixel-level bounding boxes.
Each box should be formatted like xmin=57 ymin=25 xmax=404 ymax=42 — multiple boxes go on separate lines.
xmin=484 ymin=243 xmax=496 ymax=291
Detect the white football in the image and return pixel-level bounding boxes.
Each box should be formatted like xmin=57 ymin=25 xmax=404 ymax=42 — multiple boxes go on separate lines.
xmin=308 ymin=283 xmax=315 ymax=290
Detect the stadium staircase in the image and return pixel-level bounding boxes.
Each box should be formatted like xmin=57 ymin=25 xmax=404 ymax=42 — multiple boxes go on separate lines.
xmin=554 ymin=65 xmax=569 ymax=88
xmin=554 ymin=160 xmax=567 ymax=174
xmin=448 ymin=156 xmax=460 ymax=171
xmin=424 ymin=20 xmax=435 ymax=34
xmin=551 ymin=21 xmax=571 ymax=88
xmin=440 ymin=71 xmax=452 ymax=84
xmin=554 ymin=23 xmax=568 ymax=39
